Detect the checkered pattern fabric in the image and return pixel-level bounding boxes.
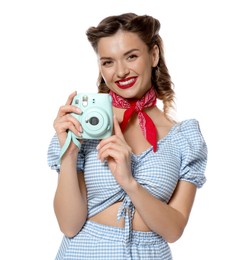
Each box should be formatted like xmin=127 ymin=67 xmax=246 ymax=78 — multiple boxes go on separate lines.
xmin=55 ymin=221 xmax=172 ymax=260
xmin=47 ymin=119 xmax=207 ymax=259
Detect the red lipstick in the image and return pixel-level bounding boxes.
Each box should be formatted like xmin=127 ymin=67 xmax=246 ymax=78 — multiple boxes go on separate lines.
xmin=115 ymin=77 xmax=137 ymax=89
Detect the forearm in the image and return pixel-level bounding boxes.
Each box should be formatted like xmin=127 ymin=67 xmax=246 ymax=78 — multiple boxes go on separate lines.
xmin=125 ymin=180 xmax=187 ymax=243
xmin=54 ymin=153 xmax=87 ymax=237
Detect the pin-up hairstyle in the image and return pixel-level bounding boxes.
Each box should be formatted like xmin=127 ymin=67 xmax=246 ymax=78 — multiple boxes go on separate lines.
xmin=86 ymin=13 xmax=175 ymax=118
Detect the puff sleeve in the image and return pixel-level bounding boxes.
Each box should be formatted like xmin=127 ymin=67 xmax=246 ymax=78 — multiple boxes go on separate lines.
xmin=176 ymin=119 xmax=208 ymax=188
xmin=47 ymin=134 xmax=85 ymax=173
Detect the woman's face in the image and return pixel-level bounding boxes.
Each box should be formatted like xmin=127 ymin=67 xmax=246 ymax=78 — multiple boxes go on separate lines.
xmin=97 ymin=30 xmax=159 ymax=99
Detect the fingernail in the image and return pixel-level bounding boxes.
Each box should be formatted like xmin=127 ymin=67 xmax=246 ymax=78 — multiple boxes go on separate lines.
xmin=76 ymin=107 xmax=82 ymax=113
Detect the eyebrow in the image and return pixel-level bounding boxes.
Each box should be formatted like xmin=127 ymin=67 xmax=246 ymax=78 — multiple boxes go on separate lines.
xmin=99 ymin=48 xmax=140 ymax=61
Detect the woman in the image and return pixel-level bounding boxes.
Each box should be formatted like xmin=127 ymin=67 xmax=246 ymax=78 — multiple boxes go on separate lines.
xmin=47 ymin=13 xmax=207 ymax=260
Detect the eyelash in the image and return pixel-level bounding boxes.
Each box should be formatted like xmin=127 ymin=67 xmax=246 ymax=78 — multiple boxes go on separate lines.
xmin=101 ymin=54 xmax=138 ymax=67
xmin=102 ymin=60 xmax=112 ymax=66
xmin=127 ymin=54 xmax=138 ymax=61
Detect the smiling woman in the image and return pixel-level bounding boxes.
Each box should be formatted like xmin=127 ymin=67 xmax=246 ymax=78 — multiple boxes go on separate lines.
xmin=47 ymin=12 xmax=207 ymax=260
xmin=97 ymin=30 xmax=159 ymax=100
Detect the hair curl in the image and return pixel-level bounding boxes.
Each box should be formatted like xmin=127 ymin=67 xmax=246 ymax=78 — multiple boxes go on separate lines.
xmin=86 ymin=13 xmax=175 ymax=117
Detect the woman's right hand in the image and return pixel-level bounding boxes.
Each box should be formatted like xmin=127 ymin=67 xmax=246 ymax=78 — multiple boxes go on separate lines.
xmin=53 ymin=91 xmax=83 ymax=152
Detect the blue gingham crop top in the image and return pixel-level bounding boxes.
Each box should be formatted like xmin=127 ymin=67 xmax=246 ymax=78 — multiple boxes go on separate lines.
xmin=47 ymin=119 xmax=207 ymax=222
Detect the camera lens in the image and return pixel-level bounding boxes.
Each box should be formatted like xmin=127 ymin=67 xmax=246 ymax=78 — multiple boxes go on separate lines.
xmin=89 ymin=116 xmax=99 ymax=125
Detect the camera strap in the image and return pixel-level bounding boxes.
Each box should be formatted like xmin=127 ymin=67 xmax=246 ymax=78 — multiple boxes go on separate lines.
xmin=58 ymin=131 xmax=81 ymax=164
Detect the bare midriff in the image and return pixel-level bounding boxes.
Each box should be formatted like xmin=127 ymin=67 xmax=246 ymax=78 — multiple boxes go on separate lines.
xmin=88 ymin=201 xmax=151 ymax=232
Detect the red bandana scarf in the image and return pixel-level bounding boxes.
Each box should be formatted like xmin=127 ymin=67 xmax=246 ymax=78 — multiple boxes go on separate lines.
xmin=110 ymin=87 xmax=157 ymax=152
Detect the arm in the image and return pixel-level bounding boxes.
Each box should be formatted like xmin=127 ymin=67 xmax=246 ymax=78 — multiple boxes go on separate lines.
xmin=53 ymin=91 xmax=88 ymax=238
xmin=97 ymin=117 xmax=196 ymax=242
xmin=54 ymin=155 xmax=88 ymax=238
xmin=124 ymin=179 xmax=196 ymax=243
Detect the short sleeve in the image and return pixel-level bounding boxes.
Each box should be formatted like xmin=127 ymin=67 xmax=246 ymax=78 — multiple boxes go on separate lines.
xmin=47 ymin=134 xmax=85 ymax=173
xmin=176 ymin=119 xmax=208 ymax=188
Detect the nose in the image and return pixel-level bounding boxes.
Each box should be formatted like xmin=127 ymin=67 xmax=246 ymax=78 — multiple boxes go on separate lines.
xmin=116 ymin=61 xmax=130 ymax=78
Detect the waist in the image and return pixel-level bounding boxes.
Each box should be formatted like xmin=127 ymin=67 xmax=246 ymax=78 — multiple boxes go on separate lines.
xmin=88 ymin=201 xmax=151 ymax=232
xmin=82 ymin=220 xmax=165 ymax=245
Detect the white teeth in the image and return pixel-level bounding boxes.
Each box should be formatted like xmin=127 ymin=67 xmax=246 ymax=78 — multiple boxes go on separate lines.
xmin=119 ymin=78 xmax=134 ymax=86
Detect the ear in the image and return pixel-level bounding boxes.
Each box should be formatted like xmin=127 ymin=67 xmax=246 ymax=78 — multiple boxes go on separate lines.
xmin=151 ymin=45 xmax=159 ymax=67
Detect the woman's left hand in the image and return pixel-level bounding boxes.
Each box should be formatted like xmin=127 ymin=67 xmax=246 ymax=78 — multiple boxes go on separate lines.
xmin=96 ymin=116 xmax=133 ymax=189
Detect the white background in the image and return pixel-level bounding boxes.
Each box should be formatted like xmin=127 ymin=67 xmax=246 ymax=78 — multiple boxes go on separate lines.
xmin=0 ymin=0 xmax=245 ymax=259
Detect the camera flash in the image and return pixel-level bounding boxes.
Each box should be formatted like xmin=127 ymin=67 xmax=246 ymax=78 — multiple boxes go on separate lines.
xmin=82 ymin=95 xmax=88 ymax=107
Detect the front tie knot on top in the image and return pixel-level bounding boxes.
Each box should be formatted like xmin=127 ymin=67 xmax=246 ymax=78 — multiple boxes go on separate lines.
xmin=110 ymin=86 xmax=158 ymax=152
xmin=117 ymin=196 xmax=135 ymax=259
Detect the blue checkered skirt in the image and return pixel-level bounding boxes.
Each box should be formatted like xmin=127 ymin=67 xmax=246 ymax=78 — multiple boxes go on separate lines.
xmin=55 ymin=221 xmax=172 ymax=260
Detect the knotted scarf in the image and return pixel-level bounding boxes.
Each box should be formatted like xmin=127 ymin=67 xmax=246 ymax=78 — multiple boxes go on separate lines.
xmin=110 ymin=87 xmax=157 ymax=152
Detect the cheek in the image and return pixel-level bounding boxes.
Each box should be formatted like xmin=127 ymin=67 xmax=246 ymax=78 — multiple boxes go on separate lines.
xmin=100 ymin=68 xmax=113 ymax=84
xmin=135 ymin=58 xmax=151 ymax=74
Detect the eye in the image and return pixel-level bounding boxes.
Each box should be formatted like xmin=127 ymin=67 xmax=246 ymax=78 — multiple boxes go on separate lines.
xmin=127 ymin=54 xmax=138 ymax=61
xmin=101 ymin=60 xmax=113 ymax=67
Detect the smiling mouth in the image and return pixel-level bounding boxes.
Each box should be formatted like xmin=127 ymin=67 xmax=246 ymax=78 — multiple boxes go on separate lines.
xmin=116 ymin=77 xmax=137 ymax=89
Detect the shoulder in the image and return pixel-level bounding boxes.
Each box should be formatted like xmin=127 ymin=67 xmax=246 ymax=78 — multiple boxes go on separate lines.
xmin=171 ymin=119 xmax=205 ymax=141
xmin=174 ymin=118 xmax=201 ymax=132
xmin=170 ymin=118 xmax=207 ymax=156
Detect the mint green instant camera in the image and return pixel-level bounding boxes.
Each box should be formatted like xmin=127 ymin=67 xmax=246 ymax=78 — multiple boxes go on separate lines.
xmin=72 ymin=93 xmax=113 ymax=140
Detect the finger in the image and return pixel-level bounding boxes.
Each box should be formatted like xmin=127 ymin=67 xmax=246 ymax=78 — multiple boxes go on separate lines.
xmin=97 ymin=143 xmax=123 ymax=163
xmin=113 ymin=115 xmax=124 ymax=138
xmin=61 ymin=114 xmax=83 ymax=132
xmin=61 ymin=122 xmax=82 ymax=137
xmin=97 ymin=140 xmax=117 ymax=156
xmin=65 ymin=91 xmax=77 ymax=105
xmin=97 ymin=135 xmax=115 ymax=151
xmin=54 ymin=114 xmax=82 ymax=134
xmin=57 ymin=104 xmax=82 ymax=117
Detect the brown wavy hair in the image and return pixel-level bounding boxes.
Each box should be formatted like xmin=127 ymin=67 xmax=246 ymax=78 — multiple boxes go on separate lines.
xmin=86 ymin=13 xmax=175 ymax=118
